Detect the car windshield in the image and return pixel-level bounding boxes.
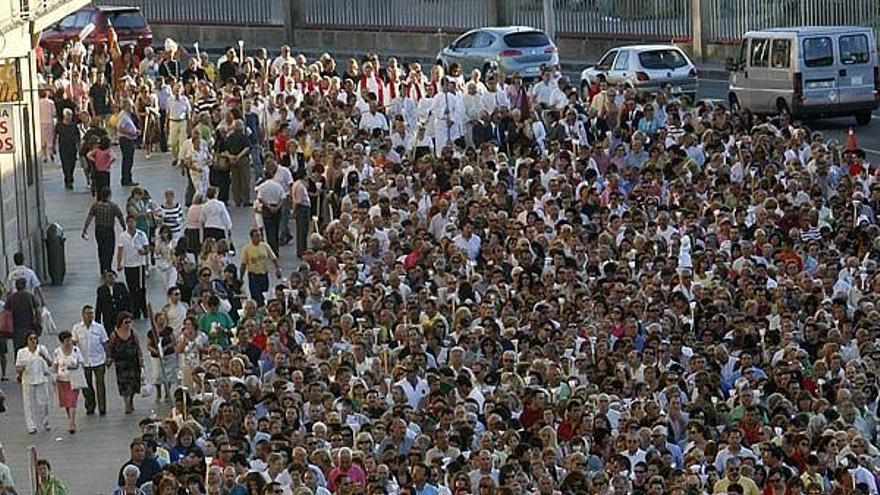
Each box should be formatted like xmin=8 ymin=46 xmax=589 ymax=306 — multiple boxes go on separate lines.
xmin=503 ymin=32 xmax=550 ymax=48
xmin=638 ymin=49 xmax=688 ymax=69
xmin=106 ymin=11 xmax=146 ymax=29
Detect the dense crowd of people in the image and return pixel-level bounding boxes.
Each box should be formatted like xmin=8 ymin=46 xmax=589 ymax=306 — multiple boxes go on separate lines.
xmin=0 ymin=24 xmax=878 ymax=495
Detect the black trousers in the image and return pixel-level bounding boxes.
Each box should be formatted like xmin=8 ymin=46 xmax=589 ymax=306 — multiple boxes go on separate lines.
xmin=60 ymin=147 xmax=77 ymax=186
xmin=83 ymin=364 xmax=107 ymax=414
xmin=203 ymin=227 xmax=225 ymax=242
xmin=93 ymin=170 xmax=110 ymax=197
xmin=124 ymin=265 xmax=147 ymax=319
xmin=95 ymin=225 xmax=115 ymax=274
xmin=263 ymin=208 xmax=281 ymax=256
xmin=119 ymin=137 xmax=136 ymax=185
xmin=158 ymin=109 xmax=168 ymax=152
xmin=294 ymin=204 xmax=311 ymax=256
xmin=209 ymin=168 xmax=230 ymax=204
xmin=248 ymin=272 xmax=269 ymax=307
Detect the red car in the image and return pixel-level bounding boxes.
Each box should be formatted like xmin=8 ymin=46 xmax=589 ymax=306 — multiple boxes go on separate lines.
xmin=40 ymin=5 xmax=153 ymax=55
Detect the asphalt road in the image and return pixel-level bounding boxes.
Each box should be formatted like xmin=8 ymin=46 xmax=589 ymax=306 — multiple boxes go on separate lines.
xmin=693 ymin=77 xmax=880 ymax=157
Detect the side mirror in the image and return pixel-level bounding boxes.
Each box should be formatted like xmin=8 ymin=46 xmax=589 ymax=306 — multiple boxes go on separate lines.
xmin=449 ymin=43 xmax=459 ymax=52
xmin=725 ymin=57 xmax=738 ymax=72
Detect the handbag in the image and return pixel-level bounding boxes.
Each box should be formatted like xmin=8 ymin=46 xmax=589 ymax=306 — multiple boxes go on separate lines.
xmin=68 ymin=365 xmax=88 ymax=390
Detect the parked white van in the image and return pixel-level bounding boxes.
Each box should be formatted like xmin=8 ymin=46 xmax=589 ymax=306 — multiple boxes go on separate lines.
xmin=726 ymin=26 xmax=879 ymax=125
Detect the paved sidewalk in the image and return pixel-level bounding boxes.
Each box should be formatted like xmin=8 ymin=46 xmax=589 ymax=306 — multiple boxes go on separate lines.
xmin=0 ymin=149 xmax=291 ymax=494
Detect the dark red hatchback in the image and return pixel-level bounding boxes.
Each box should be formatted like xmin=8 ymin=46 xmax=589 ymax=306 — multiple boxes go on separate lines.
xmin=40 ymin=5 xmax=153 ymax=55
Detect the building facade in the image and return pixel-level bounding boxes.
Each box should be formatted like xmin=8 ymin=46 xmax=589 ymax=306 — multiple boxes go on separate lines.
xmin=0 ymin=0 xmax=90 ymax=285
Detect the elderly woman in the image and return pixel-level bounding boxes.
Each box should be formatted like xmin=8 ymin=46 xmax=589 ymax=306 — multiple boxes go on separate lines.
xmin=113 ymin=465 xmax=146 ymax=495
xmin=56 ymin=107 xmax=80 ymax=189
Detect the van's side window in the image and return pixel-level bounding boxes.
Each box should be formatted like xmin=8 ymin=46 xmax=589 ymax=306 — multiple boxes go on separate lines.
xmin=840 ymin=34 xmax=870 ymax=64
xmin=771 ymin=39 xmax=791 ymax=68
xmin=803 ymin=37 xmax=834 ymax=67
xmin=750 ymin=39 xmax=770 ymax=68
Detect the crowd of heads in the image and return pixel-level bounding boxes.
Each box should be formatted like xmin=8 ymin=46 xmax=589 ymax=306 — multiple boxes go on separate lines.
xmin=38 ymin=34 xmax=880 ymax=495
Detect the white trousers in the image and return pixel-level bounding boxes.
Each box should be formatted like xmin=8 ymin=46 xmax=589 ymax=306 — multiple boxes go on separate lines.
xmin=22 ymin=382 xmax=50 ymax=431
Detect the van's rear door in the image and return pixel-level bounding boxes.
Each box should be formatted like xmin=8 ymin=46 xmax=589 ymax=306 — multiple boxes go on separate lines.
xmin=836 ymin=31 xmax=876 ymax=106
xmin=800 ymin=36 xmax=838 ymax=108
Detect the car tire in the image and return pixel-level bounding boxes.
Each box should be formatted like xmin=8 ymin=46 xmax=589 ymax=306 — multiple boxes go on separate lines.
xmin=856 ymin=111 xmax=872 ymax=126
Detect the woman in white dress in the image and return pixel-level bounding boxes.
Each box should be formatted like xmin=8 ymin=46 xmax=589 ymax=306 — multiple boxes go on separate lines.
xmin=154 ymin=226 xmax=178 ymax=290
xmin=53 ymin=330 xmax=85 ymax=434
xmin=15 ymin=331 xmax=53 ymax=434
xmin=180 ymin=129 xmax=211 ymax=206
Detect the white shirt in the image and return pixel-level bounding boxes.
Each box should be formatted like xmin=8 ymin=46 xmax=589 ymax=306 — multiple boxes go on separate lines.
xmin=273 ymin=166 xmax=294 ymax=199
xmin=256 ymin=179 xmax=285 ymax=207
xmin=167 ymin=96 xmax=191 ymax=121
xmin=6 ymin=266 xmax=41 ymax=295
xmin=395 ymin=377 xmax=430 ymax=410
xmin=453 ymin=233 xmax=482 ymax=260
xmin=72 ymin=320 xmax=109 ymax=367
xmin=116 ymin=228 xmax=150 ymax=267
xmin=16 ymin=345 xmax=51 ymax=385
xmin=200 ymin=198 xmax=232 ymax=231
xmin=359 ymin=111 xmax=389 ymax=132
xmin=53 ymin=346 xmax=84 ymax=381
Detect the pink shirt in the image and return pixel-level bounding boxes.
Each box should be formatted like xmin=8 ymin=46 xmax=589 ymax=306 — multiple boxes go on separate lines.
xmin=93 ymin=148 xmax=113 ymax=172
xmin=328 ymin=464 xmax=366 ymax=492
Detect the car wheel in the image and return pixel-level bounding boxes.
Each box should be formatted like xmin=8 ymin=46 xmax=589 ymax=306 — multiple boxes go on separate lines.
xmin=855 ymin=110 xmax=872 ymax=126
xmin=728 ymin=93 xmax=741 ymax=112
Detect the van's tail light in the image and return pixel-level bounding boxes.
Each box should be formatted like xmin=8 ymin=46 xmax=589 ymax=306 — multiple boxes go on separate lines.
xmin=544 ymin=46 xmax=557 ymax=54
xmin=498 ymin=49 xmax=522 ymax=57
xmin=635 ymin=71 xmax=650 ymax=82
xmin=688 ymin=68 xmax=698 ymax=78
xmin=874 ymin=66 xmax=880 ymax=100
xmin=793 ymin=72 xmax=804 ymax=106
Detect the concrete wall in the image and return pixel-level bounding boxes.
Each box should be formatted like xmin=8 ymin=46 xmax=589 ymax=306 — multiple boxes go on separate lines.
xmin=150 ymin=25 xmax=288 ymax=52
xmin=149 ymin=23 xmax=738 ymax=68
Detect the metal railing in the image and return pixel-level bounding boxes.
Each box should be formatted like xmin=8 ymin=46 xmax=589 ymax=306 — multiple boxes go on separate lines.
xmin=509 ymin=0 xmax=692 ymax=40
xmin=703 ymin=0 xmax=880 ymax=43
xmin=99 ymin=0 xmax=880 ymax=45
xmin=101 ymin=0 xmax=285 ymax=26
xmin=301 ymin=0 xmax=492 ymax=31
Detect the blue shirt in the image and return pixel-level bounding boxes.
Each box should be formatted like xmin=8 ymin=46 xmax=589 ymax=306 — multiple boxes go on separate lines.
xmin=415 ymin=484 xmax=439 ymax=495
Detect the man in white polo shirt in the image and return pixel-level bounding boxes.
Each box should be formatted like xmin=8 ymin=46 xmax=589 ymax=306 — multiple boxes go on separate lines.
xmin=71 ymin=305 xmax=109 ymax=415
xmin=116 ymin=215 xmax=150 ymax=319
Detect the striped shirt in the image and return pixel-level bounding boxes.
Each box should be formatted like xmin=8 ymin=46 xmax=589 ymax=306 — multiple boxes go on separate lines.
xmin=160 ymin=202 xmax=183 ymax=236
xmin=196 ymin=95 xmax=217 ymax=115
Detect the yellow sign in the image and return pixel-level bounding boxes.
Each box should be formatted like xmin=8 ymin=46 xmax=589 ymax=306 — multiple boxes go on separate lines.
xmin=0 ymin=61 xmax=20 ymax=103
